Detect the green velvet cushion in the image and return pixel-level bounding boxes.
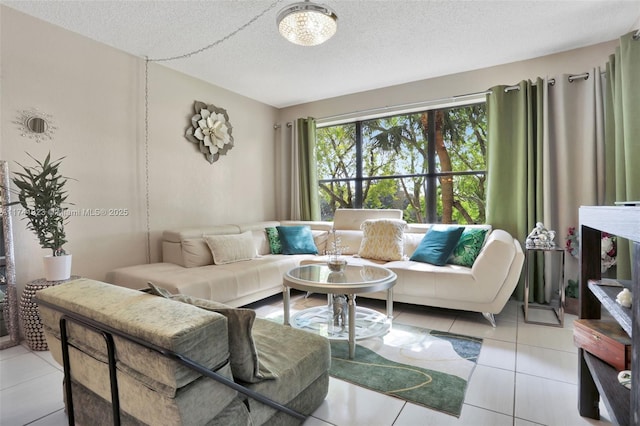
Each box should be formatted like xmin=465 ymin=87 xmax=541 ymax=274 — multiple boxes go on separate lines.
xmin=247 ymin=318 xmax=331 ymax=424
xmin=147 ymin=283 xmax=273 ymax=383
xmin=38 ymin=279 xmax=229 ymax=399
xmin=265 ymin=227 xmax=282 ymax=254
xmin=276 ymin=225 xmax=318 ymax=255
xmin=448 ymin=228 xmax=488 ymax=267
xmin=410 ymin=227 xmax=464 ymax=266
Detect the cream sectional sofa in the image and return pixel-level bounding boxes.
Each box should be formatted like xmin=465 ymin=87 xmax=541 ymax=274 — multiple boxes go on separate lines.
xmin=107 ymin=209 xmax=524 ymax=326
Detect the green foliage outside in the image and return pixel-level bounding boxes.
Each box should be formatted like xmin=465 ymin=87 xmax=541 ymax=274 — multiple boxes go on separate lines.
xmin=316 ymin=104 xmax=487 ymax=224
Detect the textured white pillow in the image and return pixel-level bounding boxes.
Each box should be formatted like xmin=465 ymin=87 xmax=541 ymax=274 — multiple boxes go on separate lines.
xmin=358 ymin=219 xmax=407 ymax=261
xmin=204 ymin=231 xmax=257 ymax=265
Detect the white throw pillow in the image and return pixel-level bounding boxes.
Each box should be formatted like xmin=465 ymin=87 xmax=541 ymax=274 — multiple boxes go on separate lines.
xmin=358 ymin=219 xmax=407 ymax=261
xmin=204 ymin=231 xmax=257 ymax=265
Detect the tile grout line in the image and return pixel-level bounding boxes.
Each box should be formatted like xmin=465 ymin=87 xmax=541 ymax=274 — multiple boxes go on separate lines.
xmin=512 ymin=314 xmax=520 ymax=425
xmin=23 ymin=408 xmax=66 ymax=425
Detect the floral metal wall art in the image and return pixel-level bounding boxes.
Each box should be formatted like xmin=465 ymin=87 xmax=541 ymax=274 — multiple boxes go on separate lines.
xmin=185 ymin=101 xmax=234 ymax=164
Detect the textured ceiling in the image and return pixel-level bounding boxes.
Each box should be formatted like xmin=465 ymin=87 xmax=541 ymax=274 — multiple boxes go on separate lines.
xmin=4 ymin=0 xmax=640 ymax=108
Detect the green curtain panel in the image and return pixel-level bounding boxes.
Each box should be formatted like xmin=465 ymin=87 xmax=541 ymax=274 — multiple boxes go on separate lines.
xmin=486 ymin=31 xmax=639 ymax=298
xmin=604 ymin=31 xmax=640 ymax=280
xmin=486 ymin=79 xmax=545 ymax=302
xmin=294 ymin=117 xmax=321 ymax=221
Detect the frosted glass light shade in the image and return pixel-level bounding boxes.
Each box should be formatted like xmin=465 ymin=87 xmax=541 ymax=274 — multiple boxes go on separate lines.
xmin=277 ymin=2 xmax=338 ymax=46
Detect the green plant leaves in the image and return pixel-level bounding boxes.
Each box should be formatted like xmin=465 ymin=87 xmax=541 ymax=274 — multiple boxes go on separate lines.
xmin=12 ymin=152 xmax=70 ymax=256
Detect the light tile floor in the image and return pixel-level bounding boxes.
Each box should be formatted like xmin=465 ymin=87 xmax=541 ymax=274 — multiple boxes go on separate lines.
xmin=0 ymin=293 xmax=612 ymax=426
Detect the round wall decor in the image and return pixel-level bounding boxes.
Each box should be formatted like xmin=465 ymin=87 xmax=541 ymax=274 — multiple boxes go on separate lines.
xmin=14 ymin=108 xmax=57 ymax=143
xmin=185 ymin=101 xmax=234 ymax=164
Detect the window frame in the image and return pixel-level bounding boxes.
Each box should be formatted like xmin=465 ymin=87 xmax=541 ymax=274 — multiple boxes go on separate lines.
xmin=316 ymin=101 xmax=487 ymax=223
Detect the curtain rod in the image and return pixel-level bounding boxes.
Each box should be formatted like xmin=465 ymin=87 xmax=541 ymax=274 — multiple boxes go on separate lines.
xmin=502 ymin=72 xmax=600 ymax=92
xmin=273 ymin=123 xmax=292 ymax=129
xmin=317 ymin=91 xmax=486 ymax=124
xmin=276 ymin=70 xmax=606 ymax=127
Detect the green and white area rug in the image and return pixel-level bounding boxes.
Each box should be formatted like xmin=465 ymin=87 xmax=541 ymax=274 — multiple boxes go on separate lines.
xmin=329 ymin=324 xmax=482 ymax=417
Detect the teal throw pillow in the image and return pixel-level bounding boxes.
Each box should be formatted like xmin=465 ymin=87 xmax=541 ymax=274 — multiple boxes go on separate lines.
xmin=410 ymin=227 xmax=464 ymax=266
xmin=265 ymin=227 xmax=282 ymax=254
xmin=448 ymin=228 xmax=488 ymax=267
xmin=276 ymin=225 xmax=318 ymax=255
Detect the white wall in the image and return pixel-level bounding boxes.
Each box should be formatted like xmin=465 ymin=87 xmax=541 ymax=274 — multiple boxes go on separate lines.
xmin=1 ymin=6 xmax=279 ymax=291
xmin=277 ymin=40 xmax=619 ymax=124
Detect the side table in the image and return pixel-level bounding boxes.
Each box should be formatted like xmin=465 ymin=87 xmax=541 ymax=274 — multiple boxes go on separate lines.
xmin=523 ymin=245 xmax=565 ymax=327
xmin=20 ymin=275 xmax=80 ymax=350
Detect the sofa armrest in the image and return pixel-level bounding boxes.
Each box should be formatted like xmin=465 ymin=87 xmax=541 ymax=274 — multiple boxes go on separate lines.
xmin=471 ymin=229 xmax=519 ymax=287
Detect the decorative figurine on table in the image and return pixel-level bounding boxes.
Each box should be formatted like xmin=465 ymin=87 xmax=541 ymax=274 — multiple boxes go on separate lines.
xmin=327 ymin=229 xmax=347 ymax=272
xmin=526 ymin=222 xmax=556 ymax=248
xmin=332 ymin=294 xmax=347 ymax=329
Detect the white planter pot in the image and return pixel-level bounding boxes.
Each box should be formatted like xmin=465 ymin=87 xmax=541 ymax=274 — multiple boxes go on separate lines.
xmin=43 ymin=254 xmax=72 ymax=282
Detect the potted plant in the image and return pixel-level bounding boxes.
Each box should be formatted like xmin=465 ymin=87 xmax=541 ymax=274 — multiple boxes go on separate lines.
xmin=11 ymin=152 xmax=72 ymax=281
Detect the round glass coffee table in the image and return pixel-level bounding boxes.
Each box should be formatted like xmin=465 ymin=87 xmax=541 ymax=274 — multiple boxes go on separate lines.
xmin=283 ymin=264 xmax=397 ymax=359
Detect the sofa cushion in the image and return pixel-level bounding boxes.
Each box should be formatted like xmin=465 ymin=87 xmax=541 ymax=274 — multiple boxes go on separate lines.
xmin=332 ymin=230 xmax=363 ymax=255
xmin=448 ymin=228 xmax=489 ymax=267
xmin=247 ymin=318 xmax=331 ymax=424
xmin=277 ymin=225 xmax=318 ymax=255
xmin=279 ymin=220 xmax=332 ymax=253
xmin=37 ymin=279 xmax=229 ymax=398
xmin=403 ymin=231 xmax=429 ymax=257
xmin=169 ymin=294 xmax=275 ymax=384
xmin=204 ymin=231 xmax=257 ymax=265
xmin=358 ymin=218 xmax=406 ymax=261
xmin=311 ymin=229 xmax=330 ymax=254
xmin=265 ymin=227 xmax=282 ymax=254
xmin=147 ymin=282 xmax=273 ymax=384
xmin=237 ymin=221 xmax=280 ymax=256
xmin=181 ymin=238 xmax=214 ymax=267
xmin=410 ymin=226 xmax=464 ymax=266
xmin=333 ymin=208 xmax=403 ymax=230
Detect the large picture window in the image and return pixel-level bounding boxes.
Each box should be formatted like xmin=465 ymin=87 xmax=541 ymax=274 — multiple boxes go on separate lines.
xmin=316 ymin=104 xmax=487 ymax=224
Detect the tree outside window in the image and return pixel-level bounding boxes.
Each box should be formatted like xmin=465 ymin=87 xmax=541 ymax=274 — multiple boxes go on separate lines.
xmin=316 ymin=103 xmax=487 ymax=224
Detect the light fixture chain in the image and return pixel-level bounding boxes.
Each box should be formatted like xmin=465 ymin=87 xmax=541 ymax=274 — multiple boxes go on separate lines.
xmin=149 ymin=0 xmax=283 ymax=62
xmin=144 ymin=57 xmax=151 ymax=264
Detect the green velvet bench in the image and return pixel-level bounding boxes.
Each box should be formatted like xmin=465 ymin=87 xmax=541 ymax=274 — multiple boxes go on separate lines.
xmin=36 ymin=278 xmax=330 ymax=425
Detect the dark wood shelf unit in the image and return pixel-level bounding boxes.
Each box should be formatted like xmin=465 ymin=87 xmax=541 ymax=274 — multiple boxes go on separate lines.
xmin=578 ymin=206 xmax=639 ymax=426
xmin=584 ymin=352 xmax=631 ymax=426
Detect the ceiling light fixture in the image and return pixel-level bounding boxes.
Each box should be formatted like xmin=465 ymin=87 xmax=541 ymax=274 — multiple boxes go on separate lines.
xmin=277 ymin=1 xmax=338 ymax=46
